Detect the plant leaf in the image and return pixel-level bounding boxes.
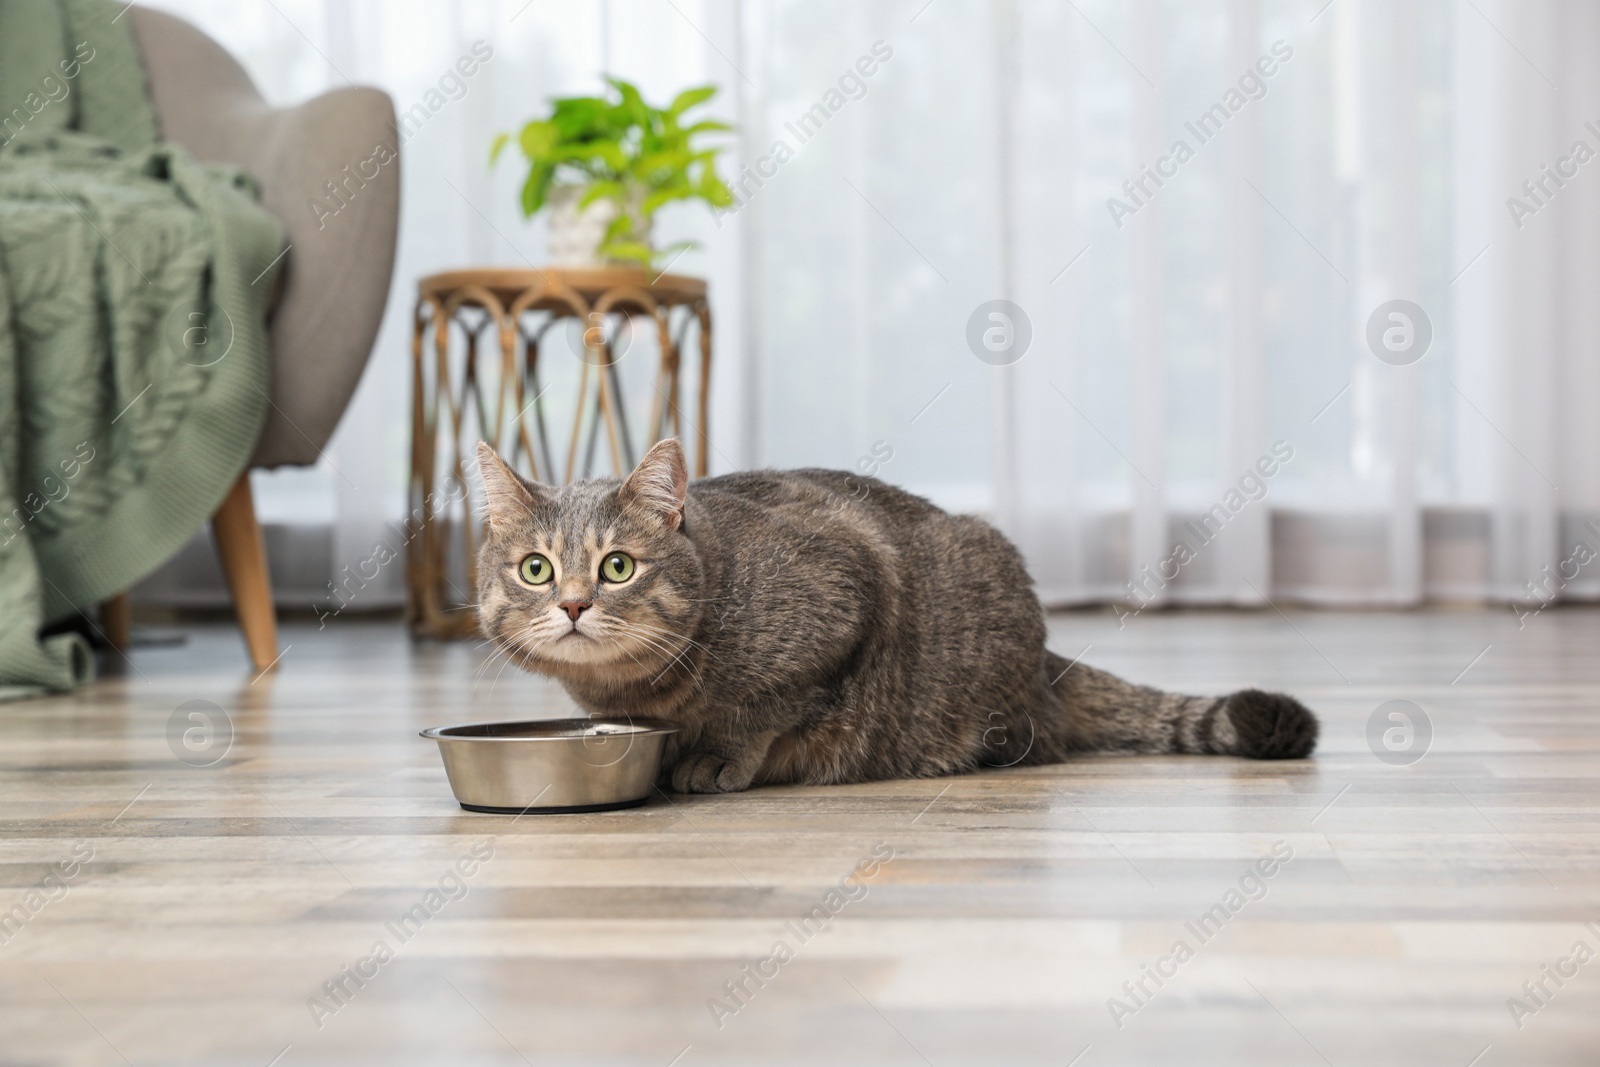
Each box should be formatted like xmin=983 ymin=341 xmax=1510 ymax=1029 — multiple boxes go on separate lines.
xmin=699 ymin=174 xmax=735 ymax=207
xmin=506 ymin=79 xmax=736 ymax=230
xmin=521 ymin=163 xmax=554 ymax=216
xmin=642 ymin=185 xmax=691 ymax=215
xmin=553 ymin=141 xmax=628 ymax=173
xmin=667 ymin=85 xmax=717 ymax=117
xmin=578 ymin=180 xmax=627 ymax=209
xmin=604 ymin=76 xmax=651 ymax=127
xmin=519 ymin=121 xmax=559 ymax=161
xmin=634 ymin=148 xmax=694 ymax=179
xmin=601 ymin=214 xmax=637 ymax=243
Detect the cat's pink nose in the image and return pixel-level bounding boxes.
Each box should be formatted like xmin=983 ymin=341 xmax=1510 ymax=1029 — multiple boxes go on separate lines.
xmin=559 ymin=600 xmax=591 ymax=622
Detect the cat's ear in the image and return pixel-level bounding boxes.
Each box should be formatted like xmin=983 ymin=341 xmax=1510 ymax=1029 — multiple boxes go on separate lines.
xmin=475 ymin=442 xmax=548 ymax=532
xmin=618 ymin=438 xmax=688 ymax=531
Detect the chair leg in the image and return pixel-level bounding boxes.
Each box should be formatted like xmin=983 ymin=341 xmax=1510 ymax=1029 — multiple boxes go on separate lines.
xmin=212 ymin=473 xmax=279 ymax=672
xmin=101 ymin=592 xmax=131 ymax=651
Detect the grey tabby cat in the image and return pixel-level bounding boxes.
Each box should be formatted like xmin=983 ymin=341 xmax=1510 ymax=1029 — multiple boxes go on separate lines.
xmin=475 ymin=438 xmax=1318 ymax=793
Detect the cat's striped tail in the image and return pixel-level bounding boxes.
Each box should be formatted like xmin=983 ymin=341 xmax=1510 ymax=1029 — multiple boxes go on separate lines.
xmin=1045 ymin=654 xmax=1318 ymax=759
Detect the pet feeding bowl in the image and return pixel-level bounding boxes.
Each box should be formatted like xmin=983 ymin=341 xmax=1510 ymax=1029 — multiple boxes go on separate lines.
xmin=420 ymin=717 xmax=682 ymax=813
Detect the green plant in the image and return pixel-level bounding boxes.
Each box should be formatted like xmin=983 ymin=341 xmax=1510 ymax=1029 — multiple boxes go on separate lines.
xmin=492 ymin=76 xmax=735 ymax=267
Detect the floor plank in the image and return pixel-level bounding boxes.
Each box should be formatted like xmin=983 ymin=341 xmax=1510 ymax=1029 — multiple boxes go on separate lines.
xmin=1 ymin=607 xmax=1598 ymax=1065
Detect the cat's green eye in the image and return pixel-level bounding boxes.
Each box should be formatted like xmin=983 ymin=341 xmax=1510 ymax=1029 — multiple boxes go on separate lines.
xmin=518 ymin=553 xmax=553 ymax=585
xmin=600 ymin=552 xmax=635 ymax=583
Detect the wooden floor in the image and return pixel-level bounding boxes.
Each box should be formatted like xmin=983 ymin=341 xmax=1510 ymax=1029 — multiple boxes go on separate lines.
xmin=2 ymin=607 xmax=1598 ymax=1066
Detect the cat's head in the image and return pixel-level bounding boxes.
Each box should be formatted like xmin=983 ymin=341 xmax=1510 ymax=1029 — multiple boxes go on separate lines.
xmin=473 ymin=439 xmax=704 ymax=678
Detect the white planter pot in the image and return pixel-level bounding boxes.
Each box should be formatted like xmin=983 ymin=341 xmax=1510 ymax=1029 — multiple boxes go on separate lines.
xmin=546 ymin=185 xmax=652 ymax=267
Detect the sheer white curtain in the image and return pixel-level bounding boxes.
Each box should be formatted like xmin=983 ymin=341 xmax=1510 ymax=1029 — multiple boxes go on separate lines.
xmin=739 ymin=0 xmax=1600 ymax=608
xmin=139 ymin=0 xmax=1600 ymax=612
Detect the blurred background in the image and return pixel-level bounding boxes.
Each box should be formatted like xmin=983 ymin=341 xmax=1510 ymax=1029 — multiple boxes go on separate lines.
xmin=132 ymin=0 xmax=1600 ymax=615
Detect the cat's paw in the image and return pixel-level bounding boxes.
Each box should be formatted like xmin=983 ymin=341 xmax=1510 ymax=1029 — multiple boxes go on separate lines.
xmin=670 ymin=751 xmax=756 ymax=793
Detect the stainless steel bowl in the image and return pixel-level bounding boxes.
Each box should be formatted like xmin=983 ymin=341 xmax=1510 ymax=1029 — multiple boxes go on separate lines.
xmin=420 ymin=717 xmax=682 ymax=814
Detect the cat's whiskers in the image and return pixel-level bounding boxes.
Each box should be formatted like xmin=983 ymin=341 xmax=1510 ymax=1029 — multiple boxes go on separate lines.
xmin=472 ymin=618 xmax=526 ymax=678
xmin=601 ymin=614 xmax=688 ymax=654
xmin=476 ymin=617 xmax=540 ymax=668
xmin=471 ymin=635 xmax=516 ymax=696
xmin=622 ymin=624 xmax=718 ymax=688
xmin=587 ymin=615 xmax=686 ymax=668
xmin=602 ymin=617 xmax=710 ymax=688
xmin=473 ymin=617 xmax=541 ymax=692
xmin=485 ymin=625 xmax=538 ymax=700
xmin=621 ymin=608 xmax=719 ymax=657
xmin=612 ymin=641 xmax=665 ymax=684
xmin=630 ymin=618 xmax=721 ymax=664
xmin=514 ymin=615 xmax=570 ymax=662
xmin=596 ymin=618 xmax=684 ymax=666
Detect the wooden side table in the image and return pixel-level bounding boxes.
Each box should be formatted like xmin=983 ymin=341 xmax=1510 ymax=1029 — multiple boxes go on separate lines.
xmin=408 ymin=267 xmax=712 ymax=638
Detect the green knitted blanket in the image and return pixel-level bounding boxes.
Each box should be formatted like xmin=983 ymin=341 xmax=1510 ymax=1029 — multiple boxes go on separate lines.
xmin=0 ymin=0 xmax=284 ymax=698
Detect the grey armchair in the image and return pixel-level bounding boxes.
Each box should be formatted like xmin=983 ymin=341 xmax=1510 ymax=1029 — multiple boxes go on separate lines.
xmin=107 ymin=7 xmax=401 ymax=669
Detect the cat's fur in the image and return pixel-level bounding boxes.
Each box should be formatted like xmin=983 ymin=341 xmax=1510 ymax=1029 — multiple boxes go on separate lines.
xmin=474 ymin=438 xmax=1318 ymax=793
